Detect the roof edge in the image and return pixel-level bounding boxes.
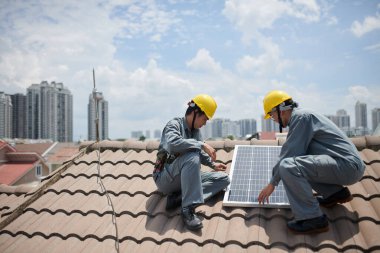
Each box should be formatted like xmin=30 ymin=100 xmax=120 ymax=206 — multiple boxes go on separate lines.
xmin=0 ymin=148 xmax=86 ymax=231
xmin=79 ymin=136 xmax=380 ymax=152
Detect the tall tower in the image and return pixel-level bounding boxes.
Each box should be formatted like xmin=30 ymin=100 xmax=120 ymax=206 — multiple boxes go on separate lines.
xmin=10 ymin=94 xmax=27 ymax=138
xmin=88 ymin=92 xmax=109 ymax=141
xmin=0 ymin=92 xmax=12 ymax=138
xmin=336 ymin=109 xmax=350 ymax=128
xmin=261 ymin=115 xmax=277 ymax=132
xmin=238 ymin=119 xmax=257 ymax=137
xmin=355 ymin=101 xmax=367 ymax=128
xmin=26 ymin=81 xmax=73 ymax=142
xmin=372 ymin=108 xmax=380 ymax=132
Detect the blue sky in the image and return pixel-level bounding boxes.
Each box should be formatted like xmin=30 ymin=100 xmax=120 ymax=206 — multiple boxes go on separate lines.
xmin=0 ymin=0 xmax=379 ymax=140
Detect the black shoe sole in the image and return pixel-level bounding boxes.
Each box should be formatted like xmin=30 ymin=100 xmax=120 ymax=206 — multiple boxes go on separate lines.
xmin=288 ymin=225 xmax=329 ymax=234
xmin=320 ymin=195 xmax=353 ymax=208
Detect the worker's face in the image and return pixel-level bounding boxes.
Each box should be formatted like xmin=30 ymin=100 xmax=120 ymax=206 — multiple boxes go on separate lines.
xmin=194 ymin=113 xmax=209 ymax=129
xmin=269 ymin=109 xmax=278 ymax=122
xmin=270 ymin=109 xmax=290 ymax=127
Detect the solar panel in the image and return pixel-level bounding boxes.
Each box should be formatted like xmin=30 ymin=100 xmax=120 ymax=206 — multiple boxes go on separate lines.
xmin=223 ymin=145 xmax=290 ymax=208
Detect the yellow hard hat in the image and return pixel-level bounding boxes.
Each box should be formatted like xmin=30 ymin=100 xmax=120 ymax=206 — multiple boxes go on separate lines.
xmin=263 ymin=90 xmax=292 ymax=119
xmin=192 ymin=94 xmax=217 ymax=119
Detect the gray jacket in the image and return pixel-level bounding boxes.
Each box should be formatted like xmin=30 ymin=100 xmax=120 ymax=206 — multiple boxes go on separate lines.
xmin=270 ymin=108 xmax=365 ymax=186
xmin=158 ymin=117 xmax=215 ymax=168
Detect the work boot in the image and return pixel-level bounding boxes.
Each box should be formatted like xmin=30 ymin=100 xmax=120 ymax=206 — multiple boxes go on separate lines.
xmin=181 ymin=205 xmax=203 ymax=231
xmin=317 ymin=187 xmax=353 ymax=208
xmin=287 ymin=215 xmax=329 ymax=234
xmin=165 ymin=192 xmax=182 ymax=210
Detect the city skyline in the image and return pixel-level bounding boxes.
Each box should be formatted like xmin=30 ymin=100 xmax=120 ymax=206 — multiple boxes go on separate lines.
xmin=0 ymin=1 xmax=379 ymax=139
xmin=1 ymin=83 xmax=379 ymax=140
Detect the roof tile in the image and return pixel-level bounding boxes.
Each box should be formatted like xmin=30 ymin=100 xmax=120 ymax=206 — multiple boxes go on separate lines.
xmin=1 ymin=137 xmax=380 ymax=252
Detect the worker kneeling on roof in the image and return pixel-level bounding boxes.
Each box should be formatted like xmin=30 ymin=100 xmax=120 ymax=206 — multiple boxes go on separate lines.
xmin=258 ymin=90 xmax=365 ymax=234
xmin=153 ymin=94 xmax=230 ymax=231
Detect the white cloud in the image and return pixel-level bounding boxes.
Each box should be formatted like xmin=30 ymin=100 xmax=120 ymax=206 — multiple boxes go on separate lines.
xmin=0 ymin=0 xmax=186 ymax=139
xmin=116 ymin=1 xmax=181 ymax=41
xmin=236 ymin=37 xmax=291 ymax=76
xmin=223 ymin=0 xmax=320 ymax=44
xmin=364 ymin=43 xmax=380 ymax=52
xmin=186 ymin=48 xmax=222 ymax=72
xmin=351 ymin=15 xmax=380 ymax=37
xmin=347 ymin=85 xmax=371 ymax=101
xmin=327 ymin=16 xmax=338 ymax=26
xmin=0 ymin=0 xmax=378 ymax=139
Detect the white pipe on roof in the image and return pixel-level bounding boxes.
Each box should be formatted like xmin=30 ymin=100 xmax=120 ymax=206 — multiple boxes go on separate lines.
xmin=42 ymin=142 xmax=58 ymax=158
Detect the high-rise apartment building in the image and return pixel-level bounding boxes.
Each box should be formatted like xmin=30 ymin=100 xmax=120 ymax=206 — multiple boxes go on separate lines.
xmin=238 ymin=119 xmax=257 ymax=137
xmin=336 ymin=109 xmax=350 ymax=128
xmin=372 ymin=108 xmax=380 ymax=132
xmin=222 ymin=119 xmax=240 ymax=138
xmin=88 ymin=91 xmax=108 ymax=141
xmin=10 ymin=93 xmax=27 ymax=138
xmin=131 ymin=131 xmax=143 ymax=139
xmin=326 ymin=109 xmax=350 ymax=130
xmin=355 ymin=101 xmax=367 ymax=128
xmin=0 ymin=92 xmax=12 ymax=138
xmin=261 ymin=115 xmax=277 ymax=132
xmin=26 ymin=81 xmax=73 ymax=142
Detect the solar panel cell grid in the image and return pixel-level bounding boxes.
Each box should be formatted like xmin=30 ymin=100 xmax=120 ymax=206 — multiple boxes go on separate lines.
xmin=223 ymin=145 xmax=290 ymax=208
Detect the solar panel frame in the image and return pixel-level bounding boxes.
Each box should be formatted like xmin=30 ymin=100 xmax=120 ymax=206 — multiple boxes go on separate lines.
xmin=223 ymin=145 xmax=290 ymax=208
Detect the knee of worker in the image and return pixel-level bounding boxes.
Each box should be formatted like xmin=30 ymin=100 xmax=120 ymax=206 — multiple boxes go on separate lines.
xmin=278 ymin=158 xmax=301 ymax=181
xmin=179 ymin=151 xmax=201 ymax=169
xmin=213 ymin=172 xmax=230 ymax=188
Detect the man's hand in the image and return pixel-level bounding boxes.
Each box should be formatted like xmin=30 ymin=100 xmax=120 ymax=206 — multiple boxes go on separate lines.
xmin=258 ymin=183 xmax=275 ymax=204
xmin=203 ymin=142 xmax=216 ymax=161
xmin=213 ymin=163 xmax=227 ymax=171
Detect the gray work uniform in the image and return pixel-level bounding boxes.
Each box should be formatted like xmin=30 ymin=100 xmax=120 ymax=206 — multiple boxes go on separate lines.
xmin=153 ymin=117 xmax=230 ymax=208
xmin=270 ymin=108 xmax=365 ymax=220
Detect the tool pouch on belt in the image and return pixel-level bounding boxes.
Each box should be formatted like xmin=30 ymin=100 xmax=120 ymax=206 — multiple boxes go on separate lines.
xmin=153 ymin=151 xmax=167 ymax=174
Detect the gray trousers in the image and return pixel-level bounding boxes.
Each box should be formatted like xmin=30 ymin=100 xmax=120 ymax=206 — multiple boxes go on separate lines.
xmin=154 ymin=151 xmax=230 ymax=208
xmin=279 ymin=155 xmax=364 ymax=220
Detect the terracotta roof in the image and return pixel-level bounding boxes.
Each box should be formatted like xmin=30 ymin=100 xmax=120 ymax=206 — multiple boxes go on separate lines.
xmin=14 ymin=143 xmax=55 ymax=157
xmin=0 ymin=140 xmax=16 ymax=153
xmin=0 ymin=137 xmax=380 ymax=252
xmin=0 ymin=163 xmax=36 ymax=185
xmin=45 ymin=144 xmax=79 ymax=163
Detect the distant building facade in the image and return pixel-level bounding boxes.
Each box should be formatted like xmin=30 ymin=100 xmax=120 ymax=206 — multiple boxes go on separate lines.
xmin=200 ymin=118 xmax=257 ymax=139
xmin=355 ymin=101 xmax=367 ymax=128
xmin=238 ymin=119 xmax=257 ymax=138
xmin=326 ymin=109 xmax=350 ymax=134
xmin=261 ymin=115 xmax=277 ymax=132
xmin=0 ymin=92 xmax=12 ymax=138
xmin=131 ymin=131 xmax=144 ymax=139
xmin=26 ymin=81 xmax=73 ymax=142
xmin=11 ymin=93 xmax=27 ymax=138
xmin=372 ymin=108 xmax=380 ymax=132
xmin=88 ymin=91 xmax=109 ymax=141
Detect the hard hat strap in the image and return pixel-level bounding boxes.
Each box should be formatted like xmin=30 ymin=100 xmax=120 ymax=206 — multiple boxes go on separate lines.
xmin=276 ymin=106 xmax=283 ymax=133
xmin=191 ymin=111 xmax=196 ymax=137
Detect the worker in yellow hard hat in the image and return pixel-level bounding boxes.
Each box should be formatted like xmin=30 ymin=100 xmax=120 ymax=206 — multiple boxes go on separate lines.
xmin=258 ymin=90 xmax=365 ymax=234
xmin=153 ymin=94 xmax=230 ymax=231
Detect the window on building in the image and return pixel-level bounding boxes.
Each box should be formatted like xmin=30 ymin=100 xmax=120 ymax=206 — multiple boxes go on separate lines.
xmin=35 ymin=164 xmax=42 ymax=177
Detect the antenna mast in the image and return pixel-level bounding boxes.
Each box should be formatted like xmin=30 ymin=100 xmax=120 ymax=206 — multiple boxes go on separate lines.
xmin=93 ymin=68 xmax=100 ymax=142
